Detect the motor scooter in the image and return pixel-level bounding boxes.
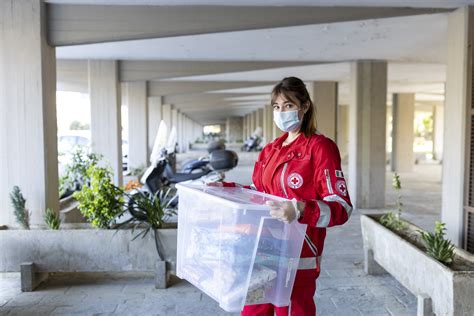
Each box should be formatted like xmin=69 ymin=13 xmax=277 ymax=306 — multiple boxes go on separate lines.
xmin=122 ymin=121 xmax=238 ymax=222
xmin=241 ymin=127 xmax=263 ymax=152
xmin=180 ymin=140 xmax=225 ymax=174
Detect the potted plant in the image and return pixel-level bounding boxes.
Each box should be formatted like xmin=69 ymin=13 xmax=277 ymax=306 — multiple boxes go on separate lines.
xmin=115 ymin=187 xmax=178 ymax=288
xmin=361 ymin=173 xmax=474 ymax=315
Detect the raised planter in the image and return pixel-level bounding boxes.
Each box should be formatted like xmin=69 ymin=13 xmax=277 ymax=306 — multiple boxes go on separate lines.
xmin=0 ymin=226 xmax=177 ymax=290
xmin=361 ymin=214 xmax=474 ymax=316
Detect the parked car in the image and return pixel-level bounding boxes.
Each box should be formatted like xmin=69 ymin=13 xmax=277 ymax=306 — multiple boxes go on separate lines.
xmin=57 ymin=130 xmax=129 ymax=176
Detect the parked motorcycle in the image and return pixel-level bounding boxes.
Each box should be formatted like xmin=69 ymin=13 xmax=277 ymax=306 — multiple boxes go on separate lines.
xmin=121 ymin=121 xmax=238 ymax=223
xmin=242 ymin=127 xmax=263 ymax=152
xmin=180 ymin=140 xmax=225 ymax=174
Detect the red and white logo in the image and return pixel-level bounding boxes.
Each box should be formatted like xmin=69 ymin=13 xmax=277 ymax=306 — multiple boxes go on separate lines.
xmin=335 ymin=180 xmax=347 ymax=196
xmin=287 ymin=173 xmax=303 ymax=189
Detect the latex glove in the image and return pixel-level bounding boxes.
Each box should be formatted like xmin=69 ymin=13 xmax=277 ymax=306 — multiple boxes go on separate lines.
xmin=266 ymin=199 xmax=303 ymax=223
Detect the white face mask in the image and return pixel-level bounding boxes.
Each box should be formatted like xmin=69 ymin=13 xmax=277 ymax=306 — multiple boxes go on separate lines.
xmin=273 ymin=110 xmax=302 ymax=132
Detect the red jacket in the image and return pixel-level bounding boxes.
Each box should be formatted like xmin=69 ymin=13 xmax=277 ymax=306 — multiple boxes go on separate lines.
xmin=252 ymin=132 xmax=353 ymax=259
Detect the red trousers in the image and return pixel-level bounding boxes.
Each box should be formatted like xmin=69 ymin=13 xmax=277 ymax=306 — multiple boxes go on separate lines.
xmin=241 ymin=267 xmax=320 ymax=316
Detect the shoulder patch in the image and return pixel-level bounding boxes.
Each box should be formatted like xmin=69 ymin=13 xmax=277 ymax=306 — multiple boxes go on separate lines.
xmin=335 ymin=179 xmax=348 ymax=196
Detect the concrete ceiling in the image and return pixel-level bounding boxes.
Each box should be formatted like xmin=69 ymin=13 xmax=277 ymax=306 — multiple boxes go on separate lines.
xmin=56 ymin=14 xmax=447 ymax=63
xmin=52 ymin=1 xmax=465 ymax=124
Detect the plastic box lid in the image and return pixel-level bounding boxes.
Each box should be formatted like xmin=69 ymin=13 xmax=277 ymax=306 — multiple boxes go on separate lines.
xmin=176 ymin=183 xmax=307 ymax=312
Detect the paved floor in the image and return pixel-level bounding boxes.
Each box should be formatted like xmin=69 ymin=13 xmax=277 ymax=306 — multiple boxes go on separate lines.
xmin=0 ymin=151 xmax=441 ymax=315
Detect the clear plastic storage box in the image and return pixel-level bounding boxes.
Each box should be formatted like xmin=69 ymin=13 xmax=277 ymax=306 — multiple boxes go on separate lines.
xmin=176 ymin=183 xmax=307 ymax=312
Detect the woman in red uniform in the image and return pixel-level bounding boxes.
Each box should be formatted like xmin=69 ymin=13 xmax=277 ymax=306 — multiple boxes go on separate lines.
xmin=215 ymin=76 xmax=352 ymax=315
xmin=245 ymin=76 xmax=353 ymax=315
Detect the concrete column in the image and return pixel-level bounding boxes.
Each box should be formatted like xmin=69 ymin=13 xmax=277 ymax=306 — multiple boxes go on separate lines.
xmin=218 ymin=124 xmax=225 ymax=139
xmin=0 ymin=0 xmax=59 ymax=226
xmin=307 ymin=82 xmax=338 ymax=141
xmin=194 ymin=121 xmax=202 ymax=141
xmin=386 ymin=107 xmax=392 ymax=162
xmin=338 ymin=105 xmax=350 ymax=164
xmin=178 ymin=112 xmax=186 ymax=152
xmin=391 ymin=93 xmax=415 ymax=173
xmin=184 ymin=115 xmax=189 ymax=151
xmin=89 ymin=60 xmax=123 ymax=185
xmin=177 ymin=112 xmax=182 ymax=152
xmin=226 ymin=117 xmax=244 ymax=143
xmin=148 ymin=96 xmax=162 ymax=153
xmin=349 ymin=61 xmax=387 ymax=209
xmin=433 ymin=103 xmax=444 ymax=161
xmin=250 ymin=111 xmax=257 ymax=135
xmin=182 ymin=116 xmax=188 ymax=150
xmin=263 ymin=104 xmax=274 ymax=143
xmin=242 ymin=115 xmax=247 ymax=141
xmin=125 ymin=82 xmax=148 ymax=170
xmin=442 ymin=7 xmax=473 ymax=246
xmin=243 ymin=114 xmax=249 ymax=140
xmin=192 ymin=121 xmax=197 ymax=142
xmin=256 ymin=108 xmax=264 ymax=130
xmin=171 ymin=108 xmax=179 ymax=151
xmin=171 ymin=108 xmax=178 ymax=131
xmin=249 ymin=114 xmax=252 ymax=138
xmin=191 ymin=120 xmax=197 ymax=143
xmin=162 ymin=104 xmax=172 ymax=131
xmin=187 ymin=117 xmax=194 ymax=146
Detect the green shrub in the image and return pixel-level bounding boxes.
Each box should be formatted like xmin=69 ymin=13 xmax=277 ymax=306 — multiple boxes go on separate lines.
xmin=44 ymin=208 xmax=60 ymax=230
xmin=59 ymin=149 xmax=101 ymax=198
xmin=73 ymin=165 xmax=124 ymax=229
xmin=380 ymin=212 xmax=406 ymax=231
xmin=419 ymin=221 xmax=455 ymax=265
xmin=10 ymin=186 xmax=30 ymax=229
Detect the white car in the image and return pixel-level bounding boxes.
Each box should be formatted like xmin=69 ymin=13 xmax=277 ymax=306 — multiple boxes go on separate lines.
xmin=58 ymin=130 xmax=129 ymax=176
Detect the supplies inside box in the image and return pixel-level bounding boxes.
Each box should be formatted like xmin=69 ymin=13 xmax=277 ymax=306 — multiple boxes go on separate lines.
xmin=176 ymin=184 xmax=307 ymax=312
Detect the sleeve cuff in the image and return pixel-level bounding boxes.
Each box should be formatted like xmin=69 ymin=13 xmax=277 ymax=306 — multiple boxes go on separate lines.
xmin=299 ymin=200 xmax=319 ymax=227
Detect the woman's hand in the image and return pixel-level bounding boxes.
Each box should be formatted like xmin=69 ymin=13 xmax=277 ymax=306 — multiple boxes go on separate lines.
xmin=206 ymin=182 xmax=223 ymax=187
xmin=266 ymin=199 xmax=304 ymax=223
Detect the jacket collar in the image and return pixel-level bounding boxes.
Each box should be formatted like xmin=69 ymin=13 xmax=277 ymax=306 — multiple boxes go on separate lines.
xmin=272 ymin=132 xmax=312 ymax=151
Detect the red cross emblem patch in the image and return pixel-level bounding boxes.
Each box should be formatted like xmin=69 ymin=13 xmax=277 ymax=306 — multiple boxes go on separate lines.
xmin=287 ymin=173 xmax=303 ymax=189
xmin=335 ymin=179 xmax=347 ymax=196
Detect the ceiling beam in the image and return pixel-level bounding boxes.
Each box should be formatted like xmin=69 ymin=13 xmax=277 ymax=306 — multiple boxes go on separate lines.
xmin=163 ymin=92 xmax=265 ymax=104
xmin=179 ymin=104 xmax=260 ymax=112
xmin=148 ymin=81 xmax=275 ymax=96
xmin=48 ymin=4 xmax=450 ymax=46
xmin=120 ymin=60 xmax=320 ymax=81
xmin=56 ymin=59 xmax=319 ymax=89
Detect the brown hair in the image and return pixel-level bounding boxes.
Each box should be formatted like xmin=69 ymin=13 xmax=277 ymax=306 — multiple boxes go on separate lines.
xmin=270 ymin=77 xmax=317 ymax=137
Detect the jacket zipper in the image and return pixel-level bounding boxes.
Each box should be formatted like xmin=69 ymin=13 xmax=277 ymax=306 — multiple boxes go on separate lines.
xmin=280 ymin=162 xmax=289 ymax=198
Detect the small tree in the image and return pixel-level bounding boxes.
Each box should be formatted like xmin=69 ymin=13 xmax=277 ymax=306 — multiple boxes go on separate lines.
xmin=10 ymin=186 xmax=30 ymax=229
xmin=380 ymin=173 xmax=406 ymax=231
